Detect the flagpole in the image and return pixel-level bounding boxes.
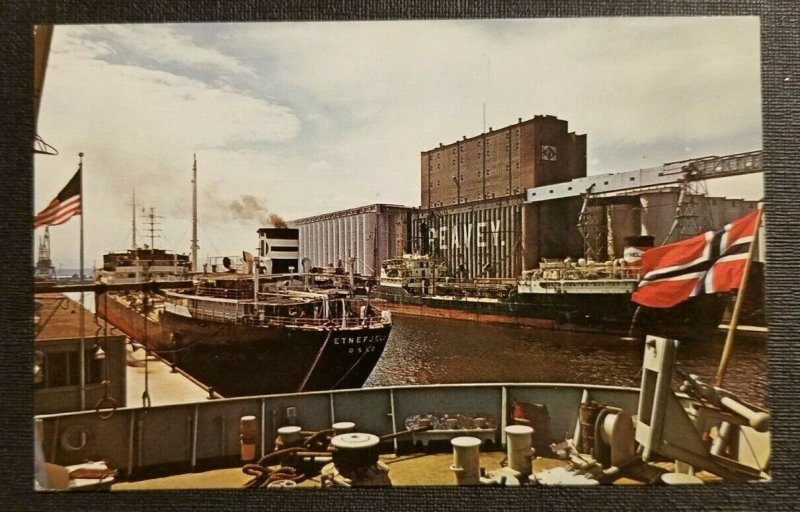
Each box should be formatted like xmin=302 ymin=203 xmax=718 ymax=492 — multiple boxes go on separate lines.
xmin=78 ymin=152 xmax=85 ymax=410
xmin=715 ymin=206 xmax=762 ymax=388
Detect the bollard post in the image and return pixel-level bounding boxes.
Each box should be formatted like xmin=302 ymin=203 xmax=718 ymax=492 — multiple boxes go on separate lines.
xmin=240 ymin=416 xmax=257 ymax=463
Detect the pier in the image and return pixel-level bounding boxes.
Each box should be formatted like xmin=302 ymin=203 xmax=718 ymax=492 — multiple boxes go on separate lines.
xmin=35 ymin=292 xmax=213 ymax=418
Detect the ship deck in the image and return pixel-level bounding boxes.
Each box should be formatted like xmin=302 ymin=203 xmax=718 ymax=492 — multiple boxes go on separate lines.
xmin=111 ymin=453 xmax=723 ymax=489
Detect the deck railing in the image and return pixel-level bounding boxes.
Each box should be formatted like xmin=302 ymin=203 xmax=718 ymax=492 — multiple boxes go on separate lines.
xmin=181 ymin=301 xmax=388 ymax=329
xmin=35 ymin=382 xmax=641 ymax=480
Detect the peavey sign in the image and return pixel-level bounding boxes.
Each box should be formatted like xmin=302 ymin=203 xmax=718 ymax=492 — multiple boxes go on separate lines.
xmin=426 ymin=220 xmax=506 ymax=252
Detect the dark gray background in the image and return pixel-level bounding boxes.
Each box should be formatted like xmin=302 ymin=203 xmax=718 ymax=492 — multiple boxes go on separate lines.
xmin=2 ymin=1 xmax=797 ymax=510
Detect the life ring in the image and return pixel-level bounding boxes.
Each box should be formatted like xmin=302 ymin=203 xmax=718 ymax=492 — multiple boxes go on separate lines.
xmin=60 ymin=424 xmax=90 ymax=451
xmin=95 ymin=396 xmax=118 ymax=420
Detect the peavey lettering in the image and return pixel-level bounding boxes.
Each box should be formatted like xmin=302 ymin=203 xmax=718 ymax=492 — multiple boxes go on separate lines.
xmin=427 ymin=220 xmax=505 ymax=252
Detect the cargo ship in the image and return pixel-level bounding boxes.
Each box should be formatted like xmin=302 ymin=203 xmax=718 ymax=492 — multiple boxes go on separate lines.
xmin=95 ymin=224 xmax=392 ymax=397
xmin=158 ymin=269 xmax=392 ymax=397
xmin=95 ymin=247 xmax=191 ymax=284
xmin=373 ymin=247 xmax=749 ymax=340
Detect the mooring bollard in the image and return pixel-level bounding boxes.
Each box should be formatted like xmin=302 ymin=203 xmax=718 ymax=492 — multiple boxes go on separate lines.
xmin=450 ymin=436 xmax=481 ymax=486
xmin=333 ymin=421 xmax=356 ymax=435
xmin=505 ymin=425 xmax=535 ymax=477
xmin=240 ymin=415 xmax=257 ymax=463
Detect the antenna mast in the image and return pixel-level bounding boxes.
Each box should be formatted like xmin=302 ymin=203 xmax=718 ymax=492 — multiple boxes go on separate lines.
xmin=191 ymin=154 xmax=199 ymax=272
xmin=129 ymin=189 xmax=137 ymax=249
xmin=142 ymin=207 xmax=162 ymax=251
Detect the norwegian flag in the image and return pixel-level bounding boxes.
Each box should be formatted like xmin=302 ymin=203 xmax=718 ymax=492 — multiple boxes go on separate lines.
xmin=631 ymin=209 xmax=761 ymax=309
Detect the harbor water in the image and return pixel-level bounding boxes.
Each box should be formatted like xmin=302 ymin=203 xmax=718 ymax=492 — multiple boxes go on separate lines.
xmin=365 ymin=313 xmax=768 ymax=408
xmin=69 ymin=292 xmax=767 ymax=408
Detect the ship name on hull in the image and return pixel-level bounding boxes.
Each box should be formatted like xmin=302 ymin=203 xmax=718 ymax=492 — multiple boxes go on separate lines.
xmin=332 ymin=334 xmax=388 ymax=345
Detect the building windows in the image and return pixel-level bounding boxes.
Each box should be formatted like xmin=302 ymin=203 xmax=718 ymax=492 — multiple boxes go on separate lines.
xmin=37 ymin=349 xmax=104 ymax=389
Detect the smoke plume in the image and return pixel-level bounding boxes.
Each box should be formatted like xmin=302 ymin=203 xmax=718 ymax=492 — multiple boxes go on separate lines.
xmin=268 ymin=213 xmax=288 ymax=229
xmin=228 ymin=194 xmax=287 ymax=227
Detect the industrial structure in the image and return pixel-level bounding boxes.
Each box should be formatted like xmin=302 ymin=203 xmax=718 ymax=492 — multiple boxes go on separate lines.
xmin=416 ymin=115 xmax=587 ymax=279
xmin=290 ymin=204 xmax=414 ymax=276
xmin=290 ymin=115 xmax=762 ymax=280
xmin=35 ymin=227 xmax=56 ymax=279
xmin=421 ymin=115 xmax=586 ymax=208
xmin=530 ymin=150 xmax=764 ymax=261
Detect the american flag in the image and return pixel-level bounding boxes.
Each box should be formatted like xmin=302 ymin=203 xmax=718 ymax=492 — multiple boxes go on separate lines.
xmin=631 ymin=209 xmax=761 ymax=309
xmin=34 ymin=168 xmax=81 ymax=228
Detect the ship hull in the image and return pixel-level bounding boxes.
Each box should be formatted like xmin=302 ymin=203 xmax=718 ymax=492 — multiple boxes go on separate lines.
xmin=373 ymin=285 xmax=726 ymax=339
xmin=160 ymin=311 xmax=391 ymax=397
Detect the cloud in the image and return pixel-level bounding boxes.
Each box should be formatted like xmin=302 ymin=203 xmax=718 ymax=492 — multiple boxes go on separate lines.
xmin=36 ymin=26 xmax=302 ymax=266
xmin=35 ymin=19 xmax=763 ymax=268
xmin=58 ymin=25 xmax=256 ymax=79
xmin=236 ymin=17 xmax=761 ymax=182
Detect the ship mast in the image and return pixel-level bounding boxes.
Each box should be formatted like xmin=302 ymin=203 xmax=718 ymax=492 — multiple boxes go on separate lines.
xmin=191 ymin=154 xmax=199 ymax=272
xmin=142 ymin=207 xmax=162 ymax=252
xmin=130 ymin=189 xmax=137 ymax=249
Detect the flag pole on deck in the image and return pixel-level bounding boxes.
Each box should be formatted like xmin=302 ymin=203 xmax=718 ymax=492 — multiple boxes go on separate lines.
xmin=715 ymin=205 xmax=763 ymax=388
xmin=78 ymin=152 xmax=86 ymax=409
xmin=33 ymin=153 xmax=85 ymax=406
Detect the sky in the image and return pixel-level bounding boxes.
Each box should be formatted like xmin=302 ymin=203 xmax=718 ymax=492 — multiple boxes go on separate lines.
xmin=34 ymin=17 xmax=763 ymax=270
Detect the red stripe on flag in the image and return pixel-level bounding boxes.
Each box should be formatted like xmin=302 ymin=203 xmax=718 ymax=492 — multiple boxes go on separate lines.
xmin=631 ymin=209 xmax=761 ymax=309
xmin=33 ymin=195 xmax=81 ymax=228
xmin=631 ymin=277 xmax=700 ymax=308
xmin=707 ymin=255 xmax=749 ymax=294
xmin=639 ymin=231 xmax=708 ymax=276
xmin=721 ymin=209 xmax=759 ymax=252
